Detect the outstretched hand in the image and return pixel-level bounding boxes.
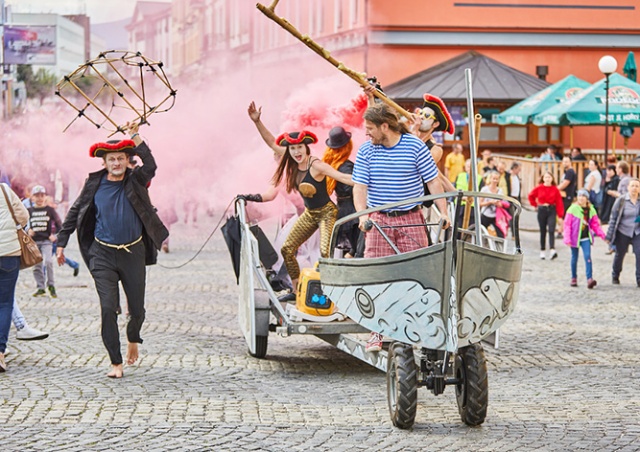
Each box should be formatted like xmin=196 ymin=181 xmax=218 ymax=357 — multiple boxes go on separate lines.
xmin=248 ymin=101 xmax=262 ymax=123
xmin=124 ymin=121 xmax=139 ymax=135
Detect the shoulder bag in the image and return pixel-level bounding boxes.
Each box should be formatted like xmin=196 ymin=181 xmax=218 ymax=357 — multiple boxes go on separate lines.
xmin=1 ymin=184 xmax=43 ymax=269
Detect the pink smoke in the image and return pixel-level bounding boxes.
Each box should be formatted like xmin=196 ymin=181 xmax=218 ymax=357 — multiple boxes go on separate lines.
xmin=0 ymin=59 xmax=368 ymax=225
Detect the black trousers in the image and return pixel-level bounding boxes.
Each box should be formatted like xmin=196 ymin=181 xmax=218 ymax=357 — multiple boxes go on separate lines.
xmin=612 ymin=233 xmax=640 ymax=283
xmin=537 ymin=205 xmax=557 ymax=250
xmin=89 ymin=240 xmax=146 ymax=365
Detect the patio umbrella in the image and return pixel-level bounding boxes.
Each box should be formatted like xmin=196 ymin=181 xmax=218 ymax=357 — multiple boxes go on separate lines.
xmin=620 ymin=51 xmax=636 ymax=149
xmin=532 ymin=72 xmax=640 ymax=127
xmin=495 ymin=74 xmax=590 ymax=125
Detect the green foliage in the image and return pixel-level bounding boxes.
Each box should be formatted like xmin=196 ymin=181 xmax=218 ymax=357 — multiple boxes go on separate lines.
xmin=16 ymin=65 xmax=58 ymax=105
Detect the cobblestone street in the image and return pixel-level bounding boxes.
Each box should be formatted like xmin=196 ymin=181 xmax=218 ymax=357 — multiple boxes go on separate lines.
xmin=3 ymin=212 xmax=640 ymax=451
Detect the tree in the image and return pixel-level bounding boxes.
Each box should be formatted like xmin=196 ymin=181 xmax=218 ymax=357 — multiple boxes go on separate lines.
xmin=16 ymin=65 xmax=58 ymax=105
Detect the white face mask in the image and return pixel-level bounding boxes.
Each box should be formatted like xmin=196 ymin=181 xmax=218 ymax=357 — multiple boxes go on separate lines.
xmin=419 ymin=118 xmax=435 ymax=132
xmin=418 ymin=107 xmax=436 ymax=132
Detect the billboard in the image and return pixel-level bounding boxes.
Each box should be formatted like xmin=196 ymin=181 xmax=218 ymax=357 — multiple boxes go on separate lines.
xmin=3 ymin=25 xmax=56 ymax=65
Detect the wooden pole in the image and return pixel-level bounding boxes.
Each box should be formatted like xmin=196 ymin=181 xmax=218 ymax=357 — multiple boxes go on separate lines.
xmin=256 ymin=2 xmax=412 ymax=120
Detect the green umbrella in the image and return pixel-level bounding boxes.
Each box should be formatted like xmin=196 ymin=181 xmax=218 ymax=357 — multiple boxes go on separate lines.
xmin=495 ymin=75 xmax=590 ymax=125
xmin=533 ymin=73 xmax=640 ymax=126
xmin=620 ymin=51 xmax=636 ymax=139
xmin=623 ymin=51 xmax=637 ymax=82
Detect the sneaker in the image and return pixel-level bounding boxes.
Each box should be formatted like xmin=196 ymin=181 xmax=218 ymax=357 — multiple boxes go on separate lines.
xmin=0 ymin=355 xmax=6 ymax=373
xmin=612 ymin=277 xmax=620 ymax=285
xmin=587 ymin=278 xmax=597 ymax=289
xmin=73 ymin=267 xmax=79 ymax=277
xmin=540 ymin=251 xmax=546 ymax=260
xmin=48 ymin=286 xmax=57 ymax=298
xmin=555 ymin=233 xmax=563 ymax=239
xmin=550 ymin=249 xmax=558 ymax=260
xmin=16 ymin=326 xmax=49 ymax=341
xmin=278 ymin=292 xmax=296 ymax=303
xmin=605 ymin=248 xmax=615 ymax=255
xmin=570 ymin=278 xmax=577 ymax=287
xmin=33 ymin=289 xmax=46 ymax=297
xmin=365 ymin=332 xmax=383 ymax=353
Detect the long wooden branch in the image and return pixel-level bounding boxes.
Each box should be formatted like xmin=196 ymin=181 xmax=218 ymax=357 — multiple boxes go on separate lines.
xmin=256 ymin=2 xmax=412 ymax=120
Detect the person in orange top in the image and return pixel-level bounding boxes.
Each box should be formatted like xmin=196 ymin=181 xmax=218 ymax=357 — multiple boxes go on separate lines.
xmin=528 ymin=171 xmax=565 ymax=260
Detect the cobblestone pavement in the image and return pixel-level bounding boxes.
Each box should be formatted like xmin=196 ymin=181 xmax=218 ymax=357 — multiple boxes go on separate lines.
xmin=3 ymin=211 xmax=640 ymax=451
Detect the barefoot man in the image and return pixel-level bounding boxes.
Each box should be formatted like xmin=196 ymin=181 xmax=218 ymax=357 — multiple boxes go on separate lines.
xmin=56 ymin=122 xmax=168 ymax=378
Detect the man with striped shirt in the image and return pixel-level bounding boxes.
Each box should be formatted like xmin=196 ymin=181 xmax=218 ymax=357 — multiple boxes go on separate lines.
xmin=354 ymin=103 xmax=449 ymax=352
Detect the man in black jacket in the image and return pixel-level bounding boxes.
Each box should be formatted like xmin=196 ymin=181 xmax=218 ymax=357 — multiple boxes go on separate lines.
xmin=56 ymin=122 xmax=168 ymax=378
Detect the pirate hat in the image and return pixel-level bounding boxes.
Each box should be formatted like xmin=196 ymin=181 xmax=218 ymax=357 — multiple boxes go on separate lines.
xmin=275 ymin=130 xmax=318 ymax=147
xmin=89 ymin=139 xmax=137 ymax=158
xmin=421 ymin=93 xmax=454 ymax=135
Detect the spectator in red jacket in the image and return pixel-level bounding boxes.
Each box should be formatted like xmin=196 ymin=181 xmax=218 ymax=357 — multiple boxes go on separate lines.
xmin=528 ymin=171 xmax=565 ymax=260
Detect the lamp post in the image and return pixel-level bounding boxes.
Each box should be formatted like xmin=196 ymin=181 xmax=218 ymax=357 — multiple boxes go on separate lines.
xmin=598 ymin=55 xmax=618 ymax=163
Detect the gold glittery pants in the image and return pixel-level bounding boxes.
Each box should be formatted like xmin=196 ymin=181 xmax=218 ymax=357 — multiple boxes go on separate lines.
xmin=281 ymin=202 xmax=337 ymax=280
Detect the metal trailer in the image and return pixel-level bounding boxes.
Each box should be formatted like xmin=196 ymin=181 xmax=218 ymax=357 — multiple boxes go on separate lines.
xmin=236 ymin=191 xmax=523 ymax=429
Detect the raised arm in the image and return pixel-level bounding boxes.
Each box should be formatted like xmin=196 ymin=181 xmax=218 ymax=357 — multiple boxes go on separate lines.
xmin=311 ymin=160 xmax=354 ymax=186
xmin=248 ymin=101 xmax=286 ymax=156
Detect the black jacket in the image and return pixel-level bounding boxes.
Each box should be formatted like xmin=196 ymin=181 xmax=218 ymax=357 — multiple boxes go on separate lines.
xmin=57 ymin=141 xmax=169 ymax=267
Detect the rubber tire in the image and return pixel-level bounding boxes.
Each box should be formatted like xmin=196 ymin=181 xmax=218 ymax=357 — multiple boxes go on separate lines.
xmin=250 ymin=335 xmax=268 ymax=359
xmin=455 ymin=343 xmax=489 ymax=426
xmin=387 ymin=342 xmax=418 ymax=429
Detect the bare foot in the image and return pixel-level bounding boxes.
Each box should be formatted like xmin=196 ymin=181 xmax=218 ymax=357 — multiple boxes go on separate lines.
xmin=126 ymin=343 xmax=139 ymax=365
xmin=107 ymin=364 xmax=123 ymax=378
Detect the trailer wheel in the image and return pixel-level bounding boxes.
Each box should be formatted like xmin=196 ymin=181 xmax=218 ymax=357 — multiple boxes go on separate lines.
xmin=455 ymin=343 xmax=488 ymax=426
xmin=387 ymin=342 xmax=418 ymax=429
xmin=248 ymin=291 xmax=270 ymax=359
xmin=250 ymin=335 xmax=268 ymax=359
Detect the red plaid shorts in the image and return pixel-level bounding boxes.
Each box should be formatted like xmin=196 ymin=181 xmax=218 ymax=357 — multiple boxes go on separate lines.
xmin=364 ymin=209 xmax=428 ymax=258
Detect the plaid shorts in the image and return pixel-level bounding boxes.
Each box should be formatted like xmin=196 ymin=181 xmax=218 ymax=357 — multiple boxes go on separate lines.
xmin=364 ymin=210 xmax=428 ymax=258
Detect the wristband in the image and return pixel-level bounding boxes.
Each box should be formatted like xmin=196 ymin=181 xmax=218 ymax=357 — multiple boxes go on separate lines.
xmin=131 ymin=133 xmax=139 ymax=139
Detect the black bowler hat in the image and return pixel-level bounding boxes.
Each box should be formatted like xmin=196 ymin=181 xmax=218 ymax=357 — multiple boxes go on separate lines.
xmin=325 ymin=126 xmax=352 ymax=149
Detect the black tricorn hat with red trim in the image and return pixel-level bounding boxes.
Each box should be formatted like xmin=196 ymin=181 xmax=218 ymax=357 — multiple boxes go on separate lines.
xmin=422 ymin=93 xmax=455 ymax=135
xmin=89 ymin=139 xmax=137 ymax=158
xmin=275 ymin=130 xmax=318 ymax=147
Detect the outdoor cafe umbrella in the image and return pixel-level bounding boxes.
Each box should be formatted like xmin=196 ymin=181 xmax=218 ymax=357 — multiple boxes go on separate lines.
xmin=495 ymin=74 xmax=590 ymax=125
xmin=532 ymin=72 xmax=640 ymax=127
xmin=620 ymin=51 xmax=637 ymax=148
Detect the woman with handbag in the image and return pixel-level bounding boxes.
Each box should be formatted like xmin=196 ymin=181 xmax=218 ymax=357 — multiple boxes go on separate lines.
xmin=0 ymin=183 xmax=30 ymax=372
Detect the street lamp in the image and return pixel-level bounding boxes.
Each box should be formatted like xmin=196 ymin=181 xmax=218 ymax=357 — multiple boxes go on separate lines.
xmin=598 ymin=55 xmax=618 ymax=163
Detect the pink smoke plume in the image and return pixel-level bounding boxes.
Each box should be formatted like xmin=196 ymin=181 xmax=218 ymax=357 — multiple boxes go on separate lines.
xmin=0 ymin=64 xmax=368 ymax=225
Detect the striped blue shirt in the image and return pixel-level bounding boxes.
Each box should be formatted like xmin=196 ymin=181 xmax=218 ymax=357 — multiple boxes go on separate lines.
xmin=353 ymin=133 xmax=438 ymax=210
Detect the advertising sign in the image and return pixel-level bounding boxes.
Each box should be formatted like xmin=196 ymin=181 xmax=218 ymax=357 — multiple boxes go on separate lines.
xmin=3 ymin=25 xmax=56 ymax=65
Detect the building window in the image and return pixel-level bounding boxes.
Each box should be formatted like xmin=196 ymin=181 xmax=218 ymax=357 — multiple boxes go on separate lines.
xmin=504 ymin=126 xmax=527 ymax=142
xmin=335 ymin=0 xmax=342 ymax=31
xmin=480 ymin=126 xmax=500 ymax=142
xmin=308 ymin=0 xmax=315 ymax=35
xmin=316 ymin=0 xmax=324 ymax=33
xmin=538 ymin=127 xmax=548 ymax=142
xmin=350 ymin=0 xmax=358 ymax=26
xmin=550 ymin=126 xmax=560 ymax=141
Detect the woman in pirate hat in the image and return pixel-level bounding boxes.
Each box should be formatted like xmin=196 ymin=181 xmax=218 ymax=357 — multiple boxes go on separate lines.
xmin=246 ymin=102 xmax=353 ymax=300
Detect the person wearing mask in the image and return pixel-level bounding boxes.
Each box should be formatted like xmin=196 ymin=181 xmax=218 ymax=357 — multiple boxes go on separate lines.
xmin=0 ymin=183 xmax=29 ymax=372
xmin=528 ymin=171 xmax=565 ymax=260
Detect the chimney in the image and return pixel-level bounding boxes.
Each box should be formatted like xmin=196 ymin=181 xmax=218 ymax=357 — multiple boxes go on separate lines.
xmin=536 ymin=65 xmax=548 ymax=81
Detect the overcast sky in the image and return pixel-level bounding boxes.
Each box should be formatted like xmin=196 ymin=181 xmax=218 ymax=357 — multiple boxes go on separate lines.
xmin=6 ymin=0 xmax=170 ymax=24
